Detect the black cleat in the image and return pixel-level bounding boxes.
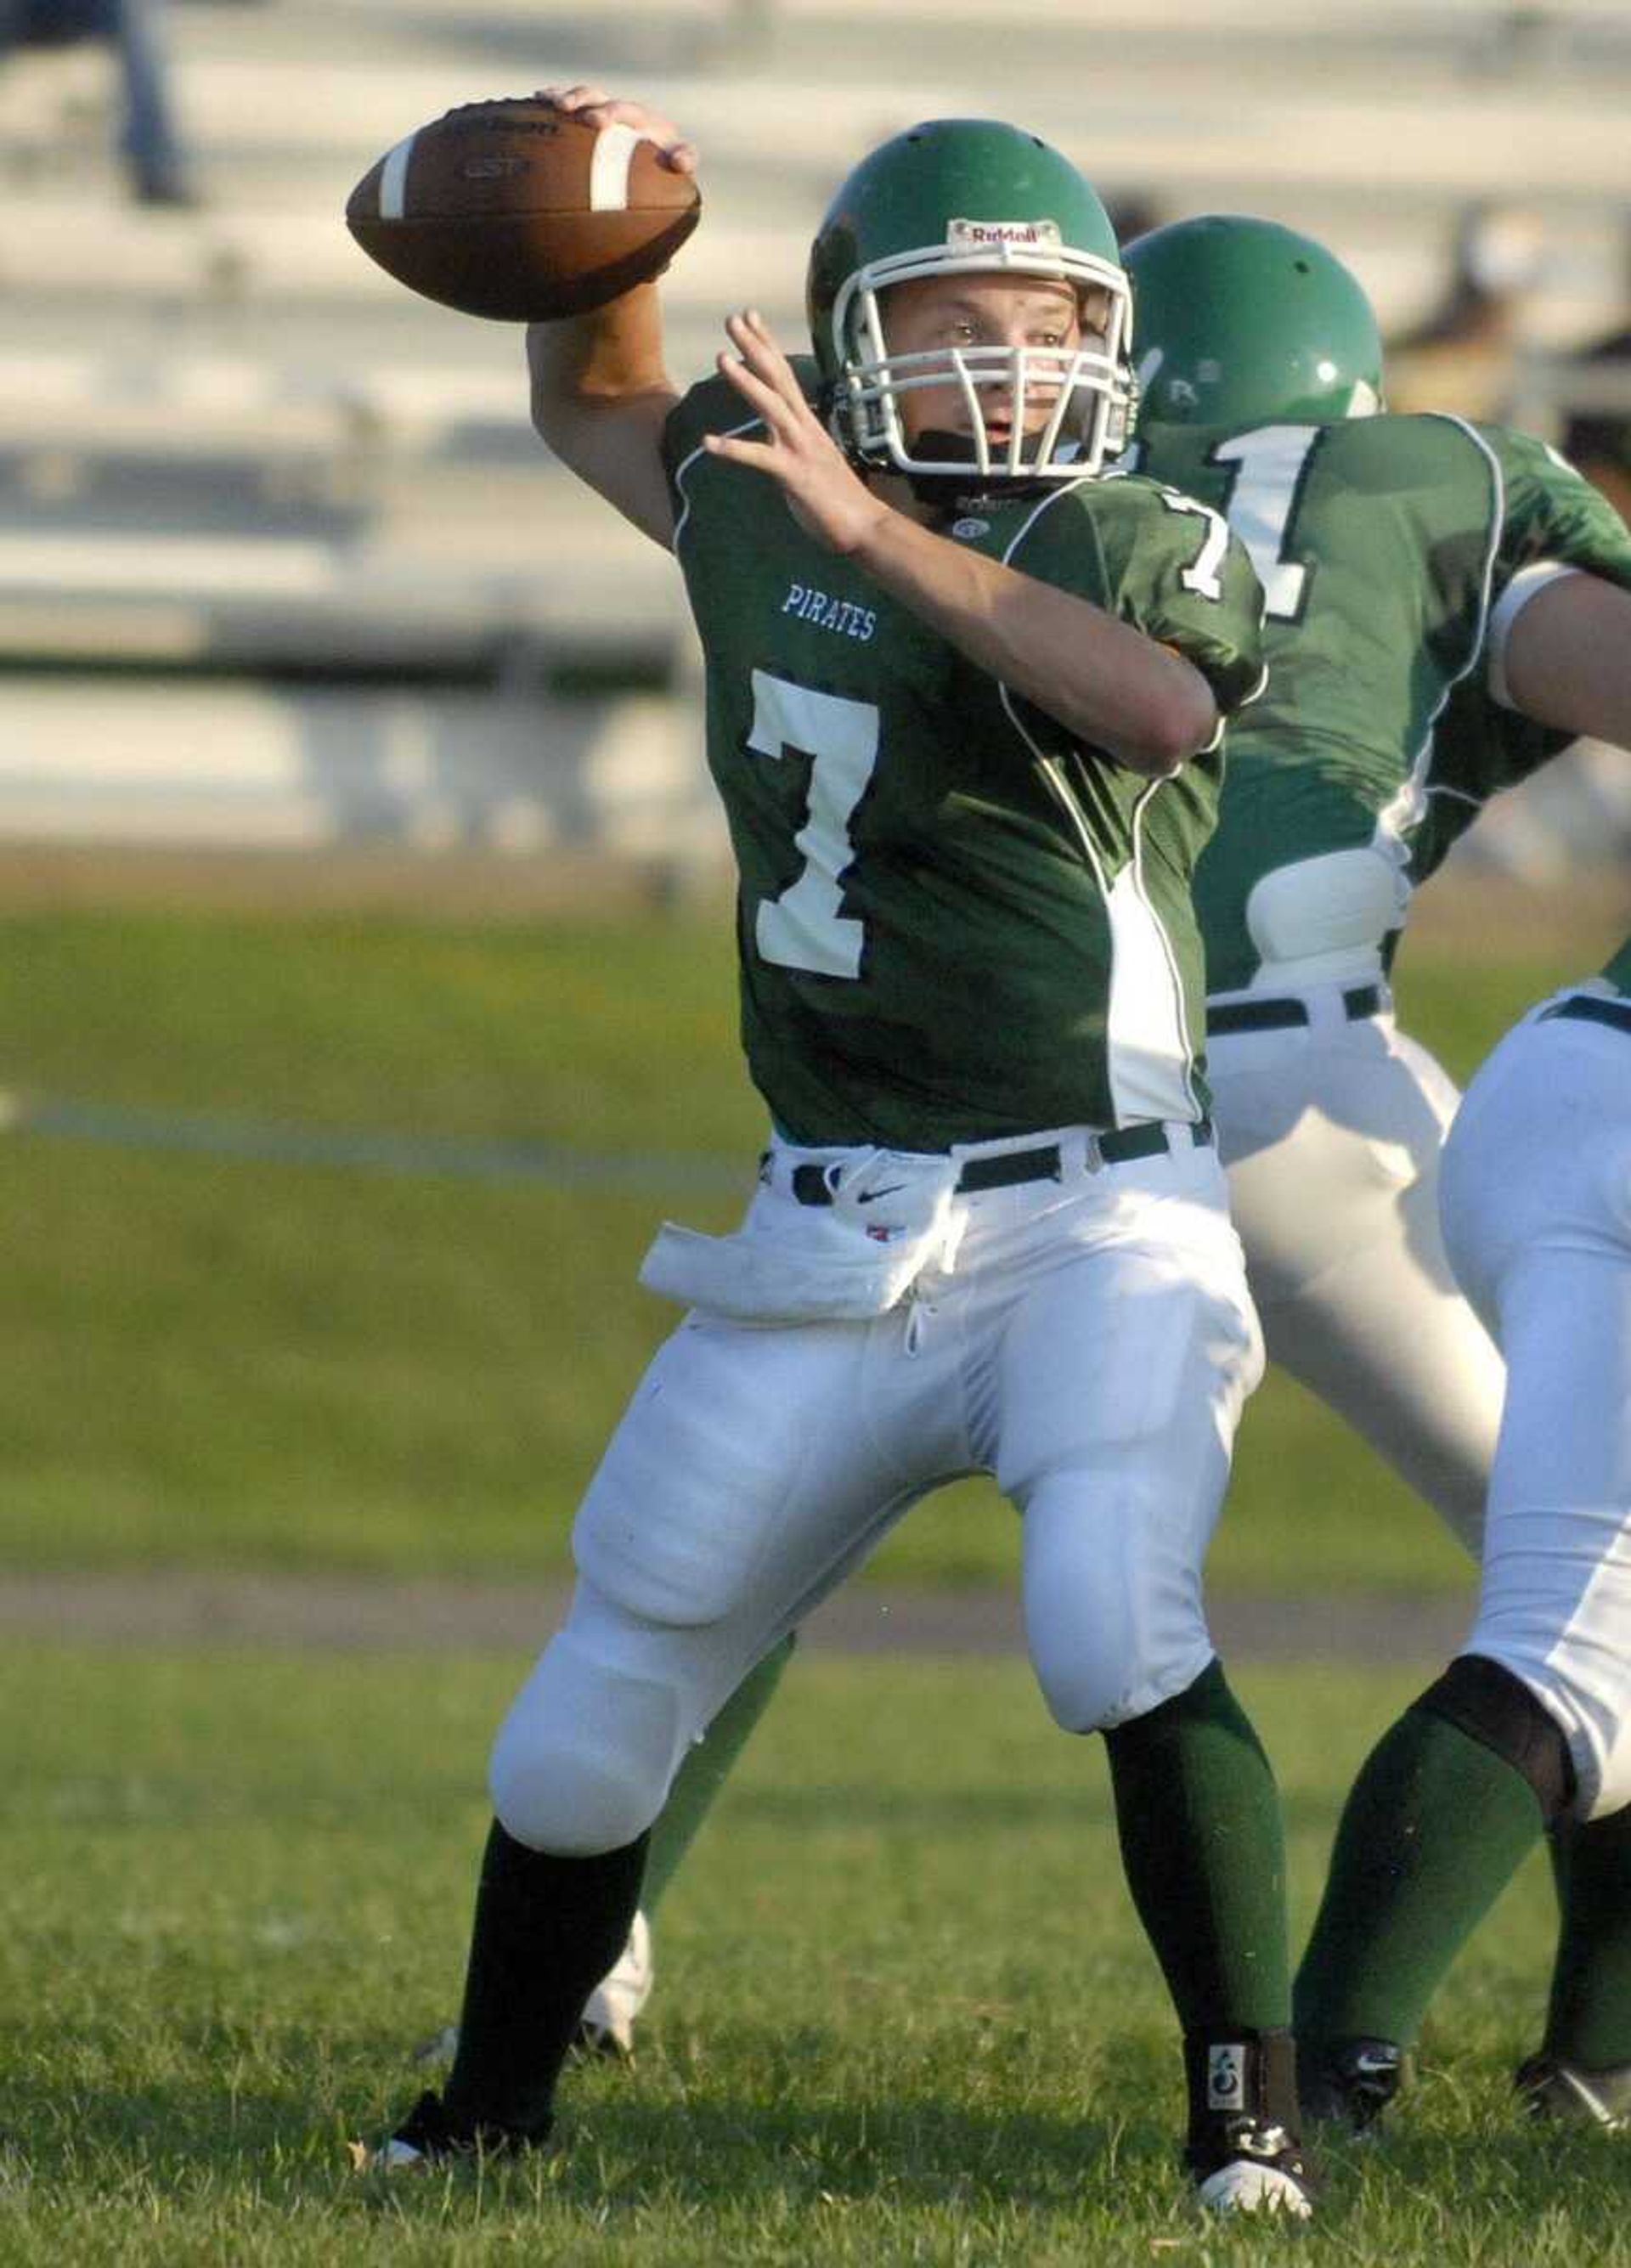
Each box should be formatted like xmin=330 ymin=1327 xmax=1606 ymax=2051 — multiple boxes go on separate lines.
xmin=1298 ymin=2036 xmax=1407 ymax=2133
xmin=347 ymin=2088 xmax=546 ymax=2172
xmin=1188 ymin=2116 xmax=1318 ymax=2217
xmin=1515 ymin=2053 xmax=1631 ymax=2130
xmin=1184 ymin=2030 xmax=1318 ymax=2216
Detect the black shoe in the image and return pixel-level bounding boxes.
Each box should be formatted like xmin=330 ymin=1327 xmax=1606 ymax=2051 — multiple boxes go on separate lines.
xmin=1515 ymin=2053 xmax=1631 ymax=2130
xmin=1184 ymin=2030 xmax=1318 ymax=2217
xmin=1298 ymin=2036 xmax=1406 ymax=2133
xmin=347 ymin=2088 xmax=546 ymax=2171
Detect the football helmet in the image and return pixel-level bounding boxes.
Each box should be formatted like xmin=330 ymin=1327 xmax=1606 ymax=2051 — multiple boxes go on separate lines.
xmin=805 ymin=119 xmax=1134 ymax=493
xmin=1125 ymin=214 xmax=1385 ymax=429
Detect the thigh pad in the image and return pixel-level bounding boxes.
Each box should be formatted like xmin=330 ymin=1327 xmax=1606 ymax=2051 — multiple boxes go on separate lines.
xmin=574 ymin=1314 xmax=850 ymax=1627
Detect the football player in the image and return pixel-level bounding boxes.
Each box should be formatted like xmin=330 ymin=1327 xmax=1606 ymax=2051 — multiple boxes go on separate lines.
xmin=1121 ymin=215 xmax=1631 ymax=2132
xmin=552 ymin=212 xmax=1631 ymax=2136
xmin=1294 ymin=928 xmax=1631 ymax=2135
xmin=360 ymin=99 xmax=1318 ymax=2215
xmin=1395 ymin=933 xmax=1631 ymax=2127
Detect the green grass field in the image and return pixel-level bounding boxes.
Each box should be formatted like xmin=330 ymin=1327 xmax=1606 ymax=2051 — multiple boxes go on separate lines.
xmin=4 ymin=1644 xmax=1623 ymax=2266
xmin=0 ymin=900 xmax=1606 ymax=1588
xmin=4 ymin=896 xmax=1626 ymax=2260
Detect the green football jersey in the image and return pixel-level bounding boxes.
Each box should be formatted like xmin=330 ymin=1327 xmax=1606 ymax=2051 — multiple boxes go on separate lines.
xmin=663 ymin=369 xmax=1266 ymax=1150
xmin=1134 ymin=415 xmax=1631 ymax=995
xmin=1408 ymin=678 xmax=1572 ymax=887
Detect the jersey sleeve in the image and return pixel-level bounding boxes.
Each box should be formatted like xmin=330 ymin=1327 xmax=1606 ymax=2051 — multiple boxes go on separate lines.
xmin=661 ymin=373 xmax=736 ymax=512
xmin=1414 ymin=676 xmax=1573 ymax=883
xmin=1480 ymin=421 xmax=1631 ymax=637
xmin=661 ymin=358 xmax=826 ymax=514
xmin=1003 ymin=474 xmax=1268 ymax=725
xmin=1414 ymin=427 xmax=1631 ymax=879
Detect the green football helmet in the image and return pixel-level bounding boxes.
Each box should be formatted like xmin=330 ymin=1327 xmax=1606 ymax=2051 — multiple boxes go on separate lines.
xmin=805 ymin=119 xmax=1134 ymax=489
xmin=1124 ymin=214 xmax=1385 ymax=429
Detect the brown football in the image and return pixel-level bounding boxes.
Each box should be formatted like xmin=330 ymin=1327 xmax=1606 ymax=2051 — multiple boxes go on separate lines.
xmin=345 ymin=98 xmax=701 ymax=321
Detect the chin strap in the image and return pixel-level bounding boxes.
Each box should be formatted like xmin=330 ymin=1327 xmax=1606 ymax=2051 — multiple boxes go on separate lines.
xmin=897 ymin=429 xmax=1050 ymax=513
xmin=907 ymin=473 xmax=1053 ymax=515
xmin=818 ymin=380 xmax=1078 ymax=510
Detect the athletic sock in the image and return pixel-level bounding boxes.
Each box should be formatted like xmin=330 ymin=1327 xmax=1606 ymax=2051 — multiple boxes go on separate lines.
xmin=1294 ymin=1704 xmax=1544 ymax=2054
xmin=1103 ymin=1657 xmax=1290 ymax=2033
xmin=1544 ymin=1805 xmax=1631 ymax=2070
xmin=641 ymin=1633 xmax=796 ymax=1915
xmin=443 ymin=1820 xmax=648 ymax=2136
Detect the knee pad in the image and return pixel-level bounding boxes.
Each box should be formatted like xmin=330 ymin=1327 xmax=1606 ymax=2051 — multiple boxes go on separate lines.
xmin=1024 ymin=1475 xmax=1214 ymax=1732
xmin=1418 ymin=1652 xmax=1576 ymax=1825
xmin=488 ymin=1628 xmax=685 ymax=1855
xmin=1038 ymin=1635 xmax=1215 ymax=1735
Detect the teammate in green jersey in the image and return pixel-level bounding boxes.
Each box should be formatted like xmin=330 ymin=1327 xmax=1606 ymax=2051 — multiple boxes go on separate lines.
xmin=1122 ymin=209 xmax=1629 ymax=1587
xmin=1122 ymin=213 xmax=1631 ymax=2135
xmin=359 ymin=95 xmax=1319 ymax=2214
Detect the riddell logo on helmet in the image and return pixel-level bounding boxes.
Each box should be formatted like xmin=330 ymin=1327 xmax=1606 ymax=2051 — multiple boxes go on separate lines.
xmin=946 ymin=218 xmax=1063 ymax=252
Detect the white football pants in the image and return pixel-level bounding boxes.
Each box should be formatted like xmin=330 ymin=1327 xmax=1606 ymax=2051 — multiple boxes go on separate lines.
xmin=1439 ymin=990 xmax=1631 ymax=1821
xmin=1207 ymin=982 xmax=1504 ymax=1556
xmin=489 ymin=1129 xmax=1262 ymax=1855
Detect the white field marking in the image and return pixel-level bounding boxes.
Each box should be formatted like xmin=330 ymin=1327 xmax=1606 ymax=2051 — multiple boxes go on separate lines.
xmin=378 ymin=133 xmax=415 ymax=219
xmin=589 ymin=123 xmax=641 ymax=212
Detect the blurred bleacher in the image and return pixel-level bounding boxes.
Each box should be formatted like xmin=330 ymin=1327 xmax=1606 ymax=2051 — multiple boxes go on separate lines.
xmin=0 ymin=0 xmax=1628 ymax=889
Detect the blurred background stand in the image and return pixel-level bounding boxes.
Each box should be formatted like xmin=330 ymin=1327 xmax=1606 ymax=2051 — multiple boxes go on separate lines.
xmin=0 ymin=0 xmax=1624 ymax=899
xmin=1382 ymin=200 xmax=1546 ymax=420
xmin=0 ymin=0 xmax=198 ymax=204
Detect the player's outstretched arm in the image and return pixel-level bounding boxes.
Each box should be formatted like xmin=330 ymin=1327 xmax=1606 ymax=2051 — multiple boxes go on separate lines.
xmin=526 ymin=87 xmax=696 ymax=550
xmin=1501 ymin=571 xmax=1631 ymax=751
xmin=707 ymin=311 xmax=1217 ymax=776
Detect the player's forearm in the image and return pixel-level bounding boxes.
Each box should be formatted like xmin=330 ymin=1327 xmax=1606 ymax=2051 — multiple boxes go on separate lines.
xmin=849 ymin=509 xmax=1216 ymax=774
xmin=527 ymin=285 xmax=680 ymax=546
xmin=527 ymin=283 xmax=673 ymax=417
xmin=1501 ymin=571 xmax=1631 ymax=752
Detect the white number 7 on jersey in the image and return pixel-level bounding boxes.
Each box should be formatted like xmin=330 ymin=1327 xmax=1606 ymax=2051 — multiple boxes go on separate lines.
xmin=1158 ymin=488 xmax=1230 ymax=601
xmin=749 ymin=669 xmax=879 ymax=979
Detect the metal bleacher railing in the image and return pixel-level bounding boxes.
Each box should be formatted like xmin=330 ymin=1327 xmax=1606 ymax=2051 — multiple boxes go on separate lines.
xmin=0 ymin=0 xmax=1626 ymax=883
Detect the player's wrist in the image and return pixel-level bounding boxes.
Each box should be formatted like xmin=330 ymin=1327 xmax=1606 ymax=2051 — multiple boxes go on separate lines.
xmin=828 ymin=498 xmax=896 ymax=560
xmin=836 ymin=490 xmax=914 ymax=564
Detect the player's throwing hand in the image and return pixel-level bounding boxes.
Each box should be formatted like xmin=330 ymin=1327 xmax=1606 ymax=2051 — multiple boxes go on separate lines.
xmin=533 ymin=83 xmax=697 ymax=173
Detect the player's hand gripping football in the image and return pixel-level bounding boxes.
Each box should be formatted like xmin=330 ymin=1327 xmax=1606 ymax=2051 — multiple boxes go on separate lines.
xmin=533 ymin=84 xmax=697 ymax=177
xmin=706 ymin=310 xmax=889 ymax=556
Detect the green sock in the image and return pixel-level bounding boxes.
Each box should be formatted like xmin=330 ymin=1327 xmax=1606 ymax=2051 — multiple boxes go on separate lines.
xmin=1295 ymin=1704 xmax=1545 ymax=2053
xmin=641 ymin=1633 xmax=796 ymax=1915
xmin=1103 ymin=1658 xmax=1290 ymax=2032
xmin=1544 ymin=1806 xmax=1631 ymax=2069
